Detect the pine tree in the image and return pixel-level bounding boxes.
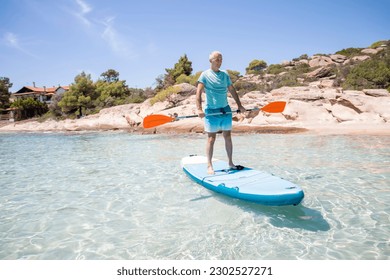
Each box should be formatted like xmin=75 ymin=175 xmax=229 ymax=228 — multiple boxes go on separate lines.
xmin=165 ymin=54 xmax=193 ymax=85
xmin=0 ymin=77 xmax=12 ymax=109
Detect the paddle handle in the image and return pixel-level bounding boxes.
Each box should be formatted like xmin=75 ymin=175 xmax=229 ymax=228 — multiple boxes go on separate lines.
xmin=175 ymin=108 xmax=259 ymax=120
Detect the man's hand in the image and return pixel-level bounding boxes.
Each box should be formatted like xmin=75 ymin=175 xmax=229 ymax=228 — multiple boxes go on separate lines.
xmin=198 ymin=109 xmax=205 ymax=118
xmin=237 ymin=105 xmax=246 ymax=113
xmin=237 ymin=105 xmax=250 ymax=118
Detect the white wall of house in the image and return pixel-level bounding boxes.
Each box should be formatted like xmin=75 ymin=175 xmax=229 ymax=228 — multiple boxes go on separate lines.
xmin=55 ymin=88 xmax=66 ymax=95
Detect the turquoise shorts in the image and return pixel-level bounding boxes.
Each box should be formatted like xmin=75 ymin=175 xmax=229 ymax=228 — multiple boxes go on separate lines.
xmin=204 ymin=105 xmax=232 ymax=133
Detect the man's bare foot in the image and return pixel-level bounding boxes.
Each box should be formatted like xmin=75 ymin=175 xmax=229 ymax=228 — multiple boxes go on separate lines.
xmin=207 ymin=166 xmax=215 ymax=175
xmin=229 ymin=165 xmax=245 ymax=170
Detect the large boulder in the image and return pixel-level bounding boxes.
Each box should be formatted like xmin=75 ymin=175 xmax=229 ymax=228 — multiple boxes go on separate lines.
xmin=305 ymin=66 xmax=333 ymax=78
xmin=309 ymin=56 xmax=334 ymax=67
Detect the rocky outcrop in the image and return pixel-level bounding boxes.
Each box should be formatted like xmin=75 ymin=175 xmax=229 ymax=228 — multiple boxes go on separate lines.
xmin=1 ymin=83 xmax=389 ymax=135
xmin=309 ymin=56 xmax=334 ymax=67
xmin=279 ymin=46 xmax=385 ymax=68
xmin=1 ymin=43 xmax=389 ymax=135
xmin=305 ymin=66 xmax=333 ymax=79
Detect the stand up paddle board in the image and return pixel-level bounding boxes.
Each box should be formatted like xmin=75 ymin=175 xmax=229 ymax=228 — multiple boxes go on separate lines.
xmin=181 ymin=155 xmax=304 ymax=206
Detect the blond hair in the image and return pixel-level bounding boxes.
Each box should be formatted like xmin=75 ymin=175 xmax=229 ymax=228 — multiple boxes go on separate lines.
xmin=209 ymin=51 xmax=222 ymax=62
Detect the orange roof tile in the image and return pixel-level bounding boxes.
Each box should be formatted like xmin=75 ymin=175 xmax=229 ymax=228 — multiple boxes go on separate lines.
xmin=15 ymin=85 xmax=70 ymax=94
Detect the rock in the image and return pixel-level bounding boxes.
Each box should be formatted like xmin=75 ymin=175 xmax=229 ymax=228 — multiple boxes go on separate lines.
xmin=330 ymin=98 xmax=363 ymax=113
xmin=363 ymin=89 xmax=389 ymax=97
xmin=329 ymin=103 xmax=359 ymax=122
xmin=281 ymin=60 xmax=294 ymax=66
xmin=351 ymin=55 xmax=371 ymax=62
xmin=305 ymin=66 xmax=332 ymax=78
xmin=319 ymin=79 xmax=335 ymax=88
xmin=173 ymin=83 xmax=197 ymax=98
xmin=330 ymin=54 xmax=347 ymax=63
xmin=343 ymin=55 xmax=372 ymax=65
xmin=361 ymin=48 xmax=380 ymax=55
xmin=309 ymin=56 xmax=334 ymax=67
xmin=1 ymin=82 xmax=389 ymax=135
xmin=240 ymin=74 xmax=264 ymax=84
xmin=287 ymin=100 xmax=337 ymax=124
xmin=296 ymin=59 xmax=309 ymax=65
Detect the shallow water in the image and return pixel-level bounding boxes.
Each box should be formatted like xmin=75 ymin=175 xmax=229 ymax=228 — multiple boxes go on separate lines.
xmin=0 ymin=132 xmax=389 ymax=260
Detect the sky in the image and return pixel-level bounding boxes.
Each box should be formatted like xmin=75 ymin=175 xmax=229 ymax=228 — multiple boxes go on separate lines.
xmin=1 ymin=0 xmax=389 ymax=92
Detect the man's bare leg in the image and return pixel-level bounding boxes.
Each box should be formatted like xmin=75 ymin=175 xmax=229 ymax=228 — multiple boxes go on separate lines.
xmin=223 ymin=130 xmax=235 ymax=168
xmin=206 ymin=133 xmax=217 ymax=174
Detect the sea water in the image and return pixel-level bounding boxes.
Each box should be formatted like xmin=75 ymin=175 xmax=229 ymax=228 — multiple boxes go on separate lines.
xmin=0 ymin=132 xmax=389 ymax=260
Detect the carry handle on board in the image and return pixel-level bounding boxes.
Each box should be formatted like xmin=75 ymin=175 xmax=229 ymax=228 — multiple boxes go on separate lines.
xmin=143 ymin=101 xmax=286 ymax=129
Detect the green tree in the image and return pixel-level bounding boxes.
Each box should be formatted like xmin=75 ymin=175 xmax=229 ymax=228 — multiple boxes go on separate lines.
xmin=101 ymin=69 xmax=120 ymax=83
xmin=57 ymin=91 xmax=78 ymax=114
xmin=162 ymin=54 xmax=193 ymax=88
xmin=95 ymin=79 xmax=129 ymax=108
xmin=0 ymin=77 xmax=12 ymax=109
xmin=246 ymin=59 xmax=267 ymax=74
xmin=58 ymin=72 xmax=96 ymax=114
xmin=11 ymin=97 xmax=48 ymax=119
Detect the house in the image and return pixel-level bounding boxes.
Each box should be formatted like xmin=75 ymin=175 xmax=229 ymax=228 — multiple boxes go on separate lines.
xmin=11 ymin=84 xmax=70 ymax=104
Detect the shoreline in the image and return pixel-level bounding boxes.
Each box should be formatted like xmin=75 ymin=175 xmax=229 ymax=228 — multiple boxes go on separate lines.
xmin=1 ymin=119 xmax=389 ymax=136
xmin=2 ymin=83 xmax=389 ymax=136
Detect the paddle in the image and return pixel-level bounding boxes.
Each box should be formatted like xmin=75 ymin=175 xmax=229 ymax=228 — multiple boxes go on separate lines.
xmin=143 ymin=101 xmax=286 ymax=129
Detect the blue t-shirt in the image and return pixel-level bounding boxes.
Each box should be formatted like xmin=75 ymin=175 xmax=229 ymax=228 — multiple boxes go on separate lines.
xmin=198 ymin=69 xmax=232 ymax=109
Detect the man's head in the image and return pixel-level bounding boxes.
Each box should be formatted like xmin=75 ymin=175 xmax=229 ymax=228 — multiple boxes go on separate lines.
xmin=209 ymin=51 xmax=222 ymax=62
xmin=209 ymin=51 xmax=223 ymax=71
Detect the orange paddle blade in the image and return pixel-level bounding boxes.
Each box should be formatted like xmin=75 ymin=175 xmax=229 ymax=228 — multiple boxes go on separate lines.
xmin=260 ymin=101 xmax=286 ymax=113
xmin=143 ymin=114 xmax=175 ymax=128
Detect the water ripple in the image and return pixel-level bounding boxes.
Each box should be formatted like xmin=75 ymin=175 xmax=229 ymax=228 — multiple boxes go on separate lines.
xmin=0 ymin=132 xmax=389 ymax=260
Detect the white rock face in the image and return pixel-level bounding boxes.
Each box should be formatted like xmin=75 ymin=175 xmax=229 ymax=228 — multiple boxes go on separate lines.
xmin=1 ymin=83 xmax=389 ymax=135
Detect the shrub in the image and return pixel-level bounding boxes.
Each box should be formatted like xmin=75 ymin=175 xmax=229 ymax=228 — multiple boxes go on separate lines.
xmin=336 ymin=47 xmax=362 ymax=58
xmin=176 ymin=72 xmax=202 ymax=86
xmin=343 ymin=59 xmax=390 ymax=90
xmin=270 ymin=73 xmax=301 ymax=90
xmin=233 ymin=80 xmax=266 ymax=95
xmin=292 ymin=54 xmax=309 ymax=61
xmin=246 ymin=60 xmax=267 ymax=74
xmin=176 ymin=74 xmax=192 ymax=84
xmin=150 ymin=86 xmax=181 ymax=105
xmin=11 ymin=97 xmax=48 ymax=119
xmin=370 ymin=40 xmax=388 ymax=49
xmin=266 ymin=64 xmax=285 ymax=75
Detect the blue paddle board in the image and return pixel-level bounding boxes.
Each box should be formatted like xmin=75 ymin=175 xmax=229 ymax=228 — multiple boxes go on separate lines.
xmin=181 ymin=155 xmax=304 ymax=206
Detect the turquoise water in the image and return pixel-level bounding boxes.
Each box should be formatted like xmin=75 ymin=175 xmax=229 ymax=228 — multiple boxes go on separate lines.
xmin=0 ymin=132 xmax=389 ymax=260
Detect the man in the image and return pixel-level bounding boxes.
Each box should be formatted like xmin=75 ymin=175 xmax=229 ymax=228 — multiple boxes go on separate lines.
xmin=196 ymin=51 xmax=246 ymax=174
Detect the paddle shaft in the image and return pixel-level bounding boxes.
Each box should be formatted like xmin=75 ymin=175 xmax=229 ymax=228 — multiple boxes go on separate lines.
xmin=142 ymin=101 xmax=286 ymax=128
xmin=175 ymin=108 xmax=259 ymax=120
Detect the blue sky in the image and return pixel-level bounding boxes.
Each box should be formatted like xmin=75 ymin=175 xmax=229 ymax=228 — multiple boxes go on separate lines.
xmin=1 ymin=0 xmax=389 ymax=92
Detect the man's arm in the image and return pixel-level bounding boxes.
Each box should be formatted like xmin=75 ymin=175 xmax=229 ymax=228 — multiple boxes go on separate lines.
xmin=228 ymin=85 xmax=246 ymax=112
xmin=196 ymin=83 xmax=205 ymax=118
